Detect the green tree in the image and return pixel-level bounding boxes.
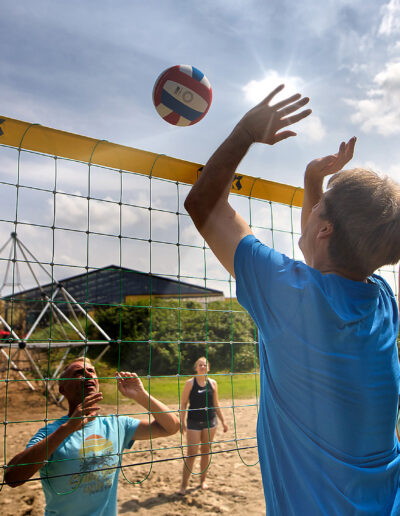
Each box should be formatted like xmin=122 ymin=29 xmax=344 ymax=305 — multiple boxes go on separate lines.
xmin=88 ymin=302 xmax=150 ymax=372
xmin=89 ymin=298 xmax=258 ymax=375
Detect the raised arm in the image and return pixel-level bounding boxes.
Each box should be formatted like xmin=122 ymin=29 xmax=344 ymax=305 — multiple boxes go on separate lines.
xmin=184 ymin=84 xmax=311 ymax=277
xmin=5 ymin=392 xmax=102 ymax=487
xmin=116 ymin=372 xmax=180 ymax=440
xmin=301 ymin=137 xmax=356 ymax=233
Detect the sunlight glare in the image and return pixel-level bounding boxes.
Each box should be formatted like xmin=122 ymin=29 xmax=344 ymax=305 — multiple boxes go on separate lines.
xmin=243 ymin=70 xmax=304 ymax=104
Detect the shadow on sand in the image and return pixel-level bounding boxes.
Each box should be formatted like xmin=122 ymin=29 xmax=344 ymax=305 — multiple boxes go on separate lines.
xmin=119 ymin=487 xmax=204 ymax=513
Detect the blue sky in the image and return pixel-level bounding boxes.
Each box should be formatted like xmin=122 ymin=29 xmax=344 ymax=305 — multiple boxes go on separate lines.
xmin=1 ymin=0 xmax=400 ymax=295
xmin=2 ymin=0 xmax=400 ymax=185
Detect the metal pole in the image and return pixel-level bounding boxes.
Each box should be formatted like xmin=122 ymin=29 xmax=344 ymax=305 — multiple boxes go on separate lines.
xmin=0 ymin=347 xmax=35 ymax=391
xmin=61 ymin=287 xmax=112 ymax=341
xmin=24 ymin=287 xmax=60 ymax=341
xmin=23 ymin=347 xmax=58 ymax=404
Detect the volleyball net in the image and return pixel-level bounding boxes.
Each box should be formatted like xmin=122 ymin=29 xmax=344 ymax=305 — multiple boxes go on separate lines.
xmin=0 ymin=116 xmax=398 ymax=488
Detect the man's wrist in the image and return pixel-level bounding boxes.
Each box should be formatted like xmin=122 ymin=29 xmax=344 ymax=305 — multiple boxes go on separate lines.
xmin=232 ymin=124 xmax=255 ymax=147
xmin=62 ymin=419 xmax=79 ymax=434
xmin=304 ymin=171 xmax=325 ymax=190
xmin=304 ymin=167 xmax=327 ymax=184
xmin=132 ymin=389 xmax=150 ymax=406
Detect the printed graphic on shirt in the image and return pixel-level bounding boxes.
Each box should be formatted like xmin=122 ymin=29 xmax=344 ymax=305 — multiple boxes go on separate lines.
xmin=70 ymin=434 xmax=118 ymax=494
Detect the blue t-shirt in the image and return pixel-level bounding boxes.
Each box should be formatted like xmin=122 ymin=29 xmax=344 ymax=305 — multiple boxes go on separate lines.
xmin=27 ymin=415 xmax=140 ymax=516
xmin=235 ymin=235 xmax=400 ymax=516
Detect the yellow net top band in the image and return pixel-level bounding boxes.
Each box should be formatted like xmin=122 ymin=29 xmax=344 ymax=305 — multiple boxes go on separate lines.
xmin=0 ymin=116 xmax=304 ymax=207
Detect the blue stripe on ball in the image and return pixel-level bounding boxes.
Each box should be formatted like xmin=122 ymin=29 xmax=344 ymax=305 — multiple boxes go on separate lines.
xmin=160 ymin=90 xmax=203 ymax=122
xmin=191 ymin=66 xmax=204 ymax=83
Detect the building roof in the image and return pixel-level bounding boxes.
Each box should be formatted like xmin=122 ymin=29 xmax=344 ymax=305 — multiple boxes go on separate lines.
xmin=2 ymin=265 xmax=223 ymax=307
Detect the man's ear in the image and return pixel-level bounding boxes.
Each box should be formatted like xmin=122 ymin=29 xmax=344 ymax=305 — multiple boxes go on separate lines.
xmin=317 ymin=222 xmax=333 ymax=240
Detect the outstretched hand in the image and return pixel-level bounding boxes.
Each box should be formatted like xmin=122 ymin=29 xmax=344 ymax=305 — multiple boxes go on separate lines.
xmin=116 ymin=371 xmax=147 ymax=401
xmin=236 ymin=84 xmax=312 ymax=145
xmin=66 ymin=392 xmax=103 ymax=432
xmin=305 ymin=137 xmax=357 ymax=180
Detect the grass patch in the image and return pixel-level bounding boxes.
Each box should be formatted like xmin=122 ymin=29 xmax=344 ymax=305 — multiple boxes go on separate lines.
xmin=99 ymin=372 xmax=260 ymax=405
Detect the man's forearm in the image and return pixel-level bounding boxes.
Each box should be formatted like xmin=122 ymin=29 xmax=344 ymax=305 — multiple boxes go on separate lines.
xmin=185 ymin=86 xmax=311 ymax=231
xmin=185 ymin=126 xmax=253 ymax=230
xmin=136 ymin=392 xmax=179 ymax=434
xmin=301 ymin=172 xmax=324 ymax=233
xmin=5 ymin=422 xmax=73 ymax=487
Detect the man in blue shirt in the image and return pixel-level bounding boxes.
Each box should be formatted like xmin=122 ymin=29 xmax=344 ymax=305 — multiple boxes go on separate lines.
xmin=5 ymin=357 xmax=180 ymax=515
xmin=184 ymin=84 xmax=400 ymax=515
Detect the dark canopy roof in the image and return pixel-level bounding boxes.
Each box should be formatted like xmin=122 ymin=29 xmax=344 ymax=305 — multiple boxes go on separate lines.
xmin=3 ymin=265 xmax=223 ymax=307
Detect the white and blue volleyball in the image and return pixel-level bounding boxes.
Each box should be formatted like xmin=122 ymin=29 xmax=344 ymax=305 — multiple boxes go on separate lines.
xmin=152 ymin=65 xmax=212 ymax=126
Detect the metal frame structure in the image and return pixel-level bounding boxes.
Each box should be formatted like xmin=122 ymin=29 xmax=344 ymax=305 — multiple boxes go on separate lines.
xmin=0 ymin=232 xmax=112 ymax=404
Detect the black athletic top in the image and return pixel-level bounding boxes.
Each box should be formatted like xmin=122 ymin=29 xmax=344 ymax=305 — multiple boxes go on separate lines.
xmin=187 ymin=377 xmax=216 ymax=423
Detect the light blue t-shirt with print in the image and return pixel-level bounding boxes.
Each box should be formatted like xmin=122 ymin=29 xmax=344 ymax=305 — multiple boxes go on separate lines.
xmin=27 ymin=415 xmax=140 ymax=516
xmin=234 ymin=235 xmax=400 ymax=516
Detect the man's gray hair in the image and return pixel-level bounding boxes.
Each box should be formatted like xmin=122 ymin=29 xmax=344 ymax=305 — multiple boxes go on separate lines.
xmin=322 ymin=168 xmax=400 ymax=278
xmin=58 ymin=356 xmax=94 ymax=382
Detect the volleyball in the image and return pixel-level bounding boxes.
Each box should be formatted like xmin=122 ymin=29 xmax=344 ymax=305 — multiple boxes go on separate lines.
xmin=152 ymin=65 xmax=212 ymax=126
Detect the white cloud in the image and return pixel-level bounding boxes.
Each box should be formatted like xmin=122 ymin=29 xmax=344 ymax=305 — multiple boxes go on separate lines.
xmin=181 ymin=224 xmax=204 ymax=247
xmin=347 ymin=159 xmax=400 ymax=184
xmin=356 ymin=160 xmax=382 ymax=173
xmin=298 ymin=116 xmax=326 ymax=142
xmin=242 ymin=70 xmax=303 ymax=104
xmin=346 ymin=60 xmax=400 ymax=135
xmin=385 ymin=162 xmax=400 ymax=182
xmin=379 ymin=0 xmax=400 ymax=36
xmin=242 ymin=70 xmax=325 ymax=142
xmin=375 ymin=60 xmax=400 ymax=90
xmin=54 ymin=193 xmax=123 ymax=234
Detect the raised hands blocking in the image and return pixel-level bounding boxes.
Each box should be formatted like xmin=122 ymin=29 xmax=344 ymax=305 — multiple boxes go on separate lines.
xmin=305 ymin=137 xmax=357 ymax=180
xmin=237 ymin=84 xmax=312 ymax=145
xmin=116 ymin=371 xmax=147 ymax=401
xmin=301 ymin=137 xmax=357 ymax=233
xmin=66 ymin=392 xmax=103 ymax=432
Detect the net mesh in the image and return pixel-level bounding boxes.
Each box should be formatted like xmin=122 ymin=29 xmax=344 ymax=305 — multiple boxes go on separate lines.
xmin=0 ymin=120 xmax=398 ymax=490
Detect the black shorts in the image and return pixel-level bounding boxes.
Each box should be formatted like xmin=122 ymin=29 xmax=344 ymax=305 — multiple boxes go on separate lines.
xmin=187 ymin=416 xmax=217 ymax=431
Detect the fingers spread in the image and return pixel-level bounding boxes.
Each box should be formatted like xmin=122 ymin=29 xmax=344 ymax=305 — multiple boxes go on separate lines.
xmin=273 ymin=93 xmax=304 ymax=111
xmin=278 ymin=97 xmax=310 ymax=118
xmin=84 ymin=392 xmax=103 ymax=402
xmin=87 ymin=392 xmax=103 ymax=400
xmin=116 ymin=371 xmax=138 ymax=379
xmin=83 ymin=405 xmax=100 ymax=415
xmin=263 ymin=84 xmax=285 ymax=104
xmin=335 ymin=137 xmax=356 ymax=169
xmin=346 ymin=136 xmax=357 ymax=157
xmin=281 ymin=108 xmax=312 ymax=127
xmin=80 ymin=394 xmax=103 ymax=409
xmin=273 ymin=130 xmax=297 ymax=143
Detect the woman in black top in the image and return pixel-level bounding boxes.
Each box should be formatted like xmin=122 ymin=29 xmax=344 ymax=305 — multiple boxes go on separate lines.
xmin=179 ymin=357 xmax=228 ymax=495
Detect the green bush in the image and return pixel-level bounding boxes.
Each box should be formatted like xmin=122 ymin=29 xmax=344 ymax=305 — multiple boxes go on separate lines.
xmin=88 ymin=298 xmax=258 ymax=375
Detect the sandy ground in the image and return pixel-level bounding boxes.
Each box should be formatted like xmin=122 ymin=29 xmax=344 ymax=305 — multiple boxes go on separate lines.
xmin=0 ymin=381 xmax=265 ymax=515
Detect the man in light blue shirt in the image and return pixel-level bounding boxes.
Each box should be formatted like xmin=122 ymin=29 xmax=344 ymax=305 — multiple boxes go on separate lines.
xmin=5 ymin=358 xmax=180 ymax=515
xmin=184 ymin=84 xmax=400 ymax=515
